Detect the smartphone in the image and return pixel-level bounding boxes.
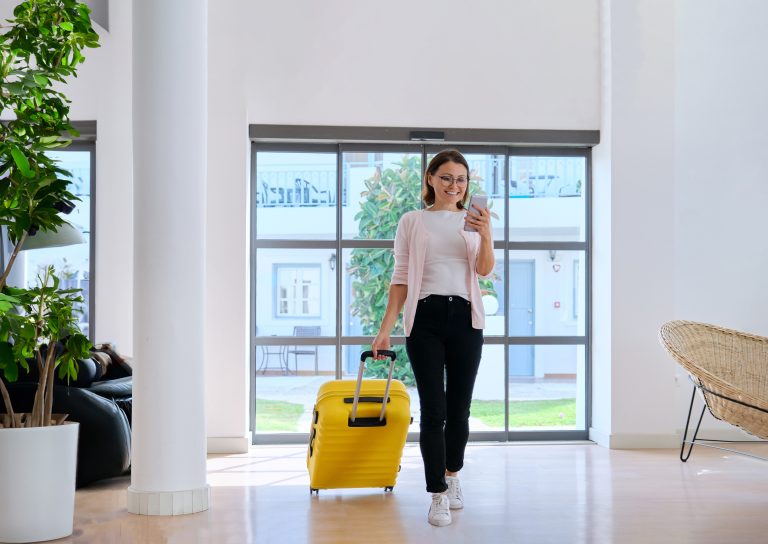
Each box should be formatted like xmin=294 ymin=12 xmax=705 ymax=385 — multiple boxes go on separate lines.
xmin=463 ymin=195 xmax=488 ymax=232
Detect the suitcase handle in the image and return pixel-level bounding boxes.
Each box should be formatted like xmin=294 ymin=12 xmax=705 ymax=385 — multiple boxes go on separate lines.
xmin=360 ymin=350 xmax=396 ymax=362
xmin=351 ymin=350 xmax=397 ymax=423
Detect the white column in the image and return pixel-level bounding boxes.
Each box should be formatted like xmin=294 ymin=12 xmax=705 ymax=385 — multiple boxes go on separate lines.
xmin=592 ymin=0 xmax=677 ymax=448
xmin=128 ymin=0 xmax=209 ymax=515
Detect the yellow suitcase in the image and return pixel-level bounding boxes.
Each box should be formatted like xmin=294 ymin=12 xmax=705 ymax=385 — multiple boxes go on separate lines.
xmin=307 ymin=350 xmax=411 ymax=494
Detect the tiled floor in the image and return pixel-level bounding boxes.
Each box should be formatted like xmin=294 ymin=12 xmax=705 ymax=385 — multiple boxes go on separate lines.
xmin=66 ymin=442 xmax=768 ymax=543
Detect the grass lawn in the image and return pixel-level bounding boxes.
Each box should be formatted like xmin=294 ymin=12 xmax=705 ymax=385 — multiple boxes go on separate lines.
xmin=256 ymin=398 xmax=305 ymax=432
xmin=471 ymin=398 xmax=576 ymax=428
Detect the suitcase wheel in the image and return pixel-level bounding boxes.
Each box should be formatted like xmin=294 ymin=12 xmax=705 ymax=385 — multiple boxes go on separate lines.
xmin=310 ymin=487 xmax=319 ymax=495
xmin=384 ymin=486 xmax=394 ymax=493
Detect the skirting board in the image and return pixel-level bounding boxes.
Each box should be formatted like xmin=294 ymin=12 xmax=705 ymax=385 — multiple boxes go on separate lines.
xmin=589 ymin=427 xmax=760 ymax=449
xmin=207 ymin=436 xmax=250 ymax=454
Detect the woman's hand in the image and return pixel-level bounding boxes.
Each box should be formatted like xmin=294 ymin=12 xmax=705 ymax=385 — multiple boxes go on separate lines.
xmin=466 ymin=204 xmax=492 ymax=241
xmin=469 ymin=204 xmax=495 ymax=276
xmin=371 ymin=331 xmax=391 ymax=360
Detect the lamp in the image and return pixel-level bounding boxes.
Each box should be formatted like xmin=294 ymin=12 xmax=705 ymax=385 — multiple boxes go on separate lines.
xmin=22 ymin=222 xmax=84 ymax=250
xmin=328 ymin=253 xmax=336 ymax=271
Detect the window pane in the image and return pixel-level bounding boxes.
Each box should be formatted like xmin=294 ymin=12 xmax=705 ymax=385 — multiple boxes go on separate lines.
xmin=508 ymin=250 xmax=586 ymax=337
xmin=480 ymin=249 xmax=505 ymax=335
xmin=464 ymin=153 xmax=506 ymax=242
xmin=254 ymin=249 xmax=335 ymax=336
xmin=509 ymin=344 xmax=585 ymax=431
xmin=23 ymin=150 xmax=91 ymax=337
xmin=508 ymin=156 xmax=586 ymax=242
xmin=254 ymin=344 xmax=335 ymax=434
xmin=255 ymin=151 xmax=336 ymax=240
xmin=470 ymin=344 xmax=506 ymax=432
xmin=342 ymin=248 xmax=396 ymax=336
xmin=342 ymin=152 xmax=422 ymax=240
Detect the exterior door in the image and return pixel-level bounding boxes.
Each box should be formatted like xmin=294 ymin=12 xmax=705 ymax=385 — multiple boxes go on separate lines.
xmin=509 ymin=260 xmax=534 ymax=376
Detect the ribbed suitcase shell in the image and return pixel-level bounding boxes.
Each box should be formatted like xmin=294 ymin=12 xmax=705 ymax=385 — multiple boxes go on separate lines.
xmin=307 ymin=378 xmax=410 ymax=491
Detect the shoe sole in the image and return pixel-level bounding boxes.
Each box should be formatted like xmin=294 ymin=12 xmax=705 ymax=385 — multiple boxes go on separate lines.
xmin=428 ymin=517 xmax=452 ymax=527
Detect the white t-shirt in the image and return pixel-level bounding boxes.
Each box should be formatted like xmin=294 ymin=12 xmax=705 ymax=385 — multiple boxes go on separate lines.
xmin=418 ymin=210 xmax=471 ymax=300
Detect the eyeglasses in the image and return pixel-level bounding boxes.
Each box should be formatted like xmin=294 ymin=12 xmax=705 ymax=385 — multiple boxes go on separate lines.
xmin=435 ymin=174 xmax=468 ymax=186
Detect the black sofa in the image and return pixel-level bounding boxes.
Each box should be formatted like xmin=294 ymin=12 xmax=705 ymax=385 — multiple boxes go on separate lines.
xmin=0 ymin=344 xmax=133 ymax=488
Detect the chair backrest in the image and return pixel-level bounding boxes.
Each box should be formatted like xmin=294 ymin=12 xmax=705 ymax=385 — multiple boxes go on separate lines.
xmin=293 ymin=326 xmax=320 ymax=337
xmin=660 ymin=319 xmax=768 ymax=439
xmin=660 ymin=320 xmax=768 ymax=397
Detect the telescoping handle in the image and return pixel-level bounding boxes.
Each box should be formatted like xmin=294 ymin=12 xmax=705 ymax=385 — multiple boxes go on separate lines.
xmin=350 ymin=350 xmax=397 ymax=423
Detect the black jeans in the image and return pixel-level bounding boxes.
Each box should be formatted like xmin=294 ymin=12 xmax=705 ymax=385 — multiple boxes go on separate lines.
xmin=406 ymin=294 xmax=484 ymax=493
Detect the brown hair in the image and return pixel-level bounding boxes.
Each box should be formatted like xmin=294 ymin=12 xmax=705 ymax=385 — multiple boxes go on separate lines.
xmin=421 ymin=149 xmax=471 ymax=209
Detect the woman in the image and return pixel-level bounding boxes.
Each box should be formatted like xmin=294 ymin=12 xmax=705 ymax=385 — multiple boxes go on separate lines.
xmin=372 ymin=149 xmax=494 ymax=527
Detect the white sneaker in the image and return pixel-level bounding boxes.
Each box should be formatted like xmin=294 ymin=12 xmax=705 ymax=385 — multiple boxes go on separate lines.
xmin=428 ymin=493 xmax=452 ymax=527
xmin=446 ymin=476 xmax=464 ymax=510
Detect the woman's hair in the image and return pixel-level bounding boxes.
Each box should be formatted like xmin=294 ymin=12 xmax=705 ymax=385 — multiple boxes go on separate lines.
xmin=421 ymin=149 xmax=471 ymax=209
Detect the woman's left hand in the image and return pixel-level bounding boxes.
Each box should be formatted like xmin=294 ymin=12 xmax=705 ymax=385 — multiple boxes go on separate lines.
xmin=465 ymin=204 xmax=492 ymax=240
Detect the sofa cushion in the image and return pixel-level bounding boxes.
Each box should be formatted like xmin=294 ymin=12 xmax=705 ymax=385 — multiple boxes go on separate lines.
xmin=88 ymin=376 xmax=132 ymax=398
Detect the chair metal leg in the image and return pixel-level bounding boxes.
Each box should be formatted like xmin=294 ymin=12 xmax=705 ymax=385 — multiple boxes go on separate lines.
xmin=680 ymin=384 xmax=707 ymax=462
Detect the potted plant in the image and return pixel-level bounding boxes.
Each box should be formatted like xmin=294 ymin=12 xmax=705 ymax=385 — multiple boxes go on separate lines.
xmin=0 ymin=1 xmax=99 ymax=541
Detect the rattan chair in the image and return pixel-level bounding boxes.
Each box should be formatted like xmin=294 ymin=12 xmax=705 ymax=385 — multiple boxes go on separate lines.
xmin=659 ymin=320 xmax=768 ymax=461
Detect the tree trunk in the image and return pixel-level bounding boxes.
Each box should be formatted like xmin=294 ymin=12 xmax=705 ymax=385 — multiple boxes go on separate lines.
xmin=0 ymin=232 xmax=27 ymax=292
xmin=0 ymin=378 xmax=16 ymax=428
xmin=41 ymin=347 xmax=58 ymax=427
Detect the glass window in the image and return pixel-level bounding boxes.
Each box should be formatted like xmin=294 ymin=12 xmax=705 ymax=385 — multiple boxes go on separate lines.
xmin=275 ymin=265 xmax=321 ymax=318
xmin=252 ymin=141 xmax=590 ymax=441
xmin=508 ymin=155 xmax=586 ymax=242
xmin=22 ymin=149 xmax=92 ymax=338
xmin=508 ymin=250 xmax=586 ymax=337
xmin=342 ymin=151 xmax=422 ymax=240
xmin=254 ymin=249 xmax=335 ymax=336
xmin=255 ymin=151 xmax=337 ymax=240
xmin=470 ymin=344 xmax=506 ymax=432
xmin=508 ymin=344 xmax=585 ymax=431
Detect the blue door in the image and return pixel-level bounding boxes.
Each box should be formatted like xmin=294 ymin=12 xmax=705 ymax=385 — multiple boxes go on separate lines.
xmin=508 ymin=260 xmax=535 ymax=376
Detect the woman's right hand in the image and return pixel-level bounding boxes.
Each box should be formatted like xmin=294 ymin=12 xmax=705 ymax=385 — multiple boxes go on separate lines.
xmin=371 ymin=331 xmax=391 ymax=360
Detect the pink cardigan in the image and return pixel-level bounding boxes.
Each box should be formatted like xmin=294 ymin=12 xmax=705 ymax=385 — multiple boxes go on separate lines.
xmin=391 ymin=209 xmax=487 ymax=336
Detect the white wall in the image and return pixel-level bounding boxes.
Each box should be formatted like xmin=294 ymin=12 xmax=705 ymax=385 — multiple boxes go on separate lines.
xmin=591 ymin=0 xmax=678 ymax=448
xmin=592 ymin=0 xmax=768 ymax=447
xmin=674 ymin=1 xmax=768 ymax=332
xmin=672 ymin=0 xmax=768 ymax=435
xmin=247 ymin=0 xmax=600 ymax=129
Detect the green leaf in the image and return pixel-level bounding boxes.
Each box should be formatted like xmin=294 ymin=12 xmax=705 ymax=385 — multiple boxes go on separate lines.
xmin=0 ymin=341 xmax=13 ymax=369
xmin=59 ymin=22 xmax=74 ymax=32
xmin=0 ymin=292 xmax=20 ymax=312
xmin=10 ymin=147 xmax=33 ymax=178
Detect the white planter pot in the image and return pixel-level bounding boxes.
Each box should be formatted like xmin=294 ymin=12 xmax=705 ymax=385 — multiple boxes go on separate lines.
xmin=0 ymin=422 xmax=79 ymax=543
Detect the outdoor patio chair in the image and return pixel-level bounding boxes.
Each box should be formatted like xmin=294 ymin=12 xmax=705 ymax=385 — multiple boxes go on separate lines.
xmin=295 ymin=178 xmax=330 ymax=206
xmin=285 ymin=326 xmax=321 ymax=374
xmin=261 ymin=180 xmax=284 ymax=206
xmin=255 ymin=326 xmax=291 ymax=375
xmin=659 ymin=320 xmax=768 ymax=461
xmin=257 ymin=344 xmax=289 ymax=374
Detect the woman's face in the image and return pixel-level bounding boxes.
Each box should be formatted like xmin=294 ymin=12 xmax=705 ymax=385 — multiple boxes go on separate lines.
xmin=428 ymin=160 xmax=469 ymax=210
